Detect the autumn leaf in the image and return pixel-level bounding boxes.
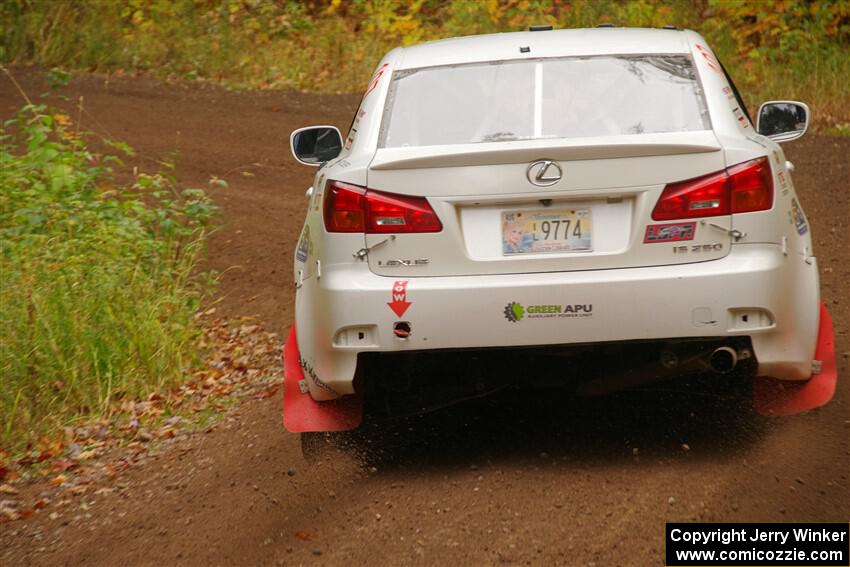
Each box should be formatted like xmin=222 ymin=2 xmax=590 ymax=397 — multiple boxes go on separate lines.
xmin=254 ymin=385 xmax=279 ymax=400
xmin=53 ymin=113 xmax=71 ymax=126
xmin=52 ymin=459 xmax=79 ymax=472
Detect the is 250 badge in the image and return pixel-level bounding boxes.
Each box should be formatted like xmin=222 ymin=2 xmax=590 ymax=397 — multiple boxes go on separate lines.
xmin=673 ymin=243 xmax=723 ymax=254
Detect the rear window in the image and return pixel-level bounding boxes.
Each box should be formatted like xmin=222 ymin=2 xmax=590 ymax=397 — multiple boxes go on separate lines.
xmin=379 ymin=55 xmax=710 ymax=148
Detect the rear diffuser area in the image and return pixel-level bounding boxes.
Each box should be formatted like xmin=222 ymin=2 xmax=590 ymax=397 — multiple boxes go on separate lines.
xmin=282 ymin=304 xmax=837 ymax=431
xmin=754 ymin=303 xmax=837 ymax=416
xmin=282 ymin=326 xmax=363 ymax=433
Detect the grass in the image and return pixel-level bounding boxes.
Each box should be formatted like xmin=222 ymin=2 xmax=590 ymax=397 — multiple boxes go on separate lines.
xmin=824 ymin=123 xmax=850 ymax=138
xmin=0 ymin=91 xmax=217 ymax=452
xmin=0 ymin=1 xmax=848 ymax=129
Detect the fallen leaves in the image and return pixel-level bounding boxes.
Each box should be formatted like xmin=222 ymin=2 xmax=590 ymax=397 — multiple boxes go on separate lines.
xmin=15 ymin=450 xmax=53 ymax=467
xmin=254 ymin=384 xmax=279 ymax=400
xmin=0 ymin=315 xmax=283 ymax=524
xmin=77 ymin=449 xmax=98 ymax=461
xmin=52 ymin=459 xmax=79 ymax=473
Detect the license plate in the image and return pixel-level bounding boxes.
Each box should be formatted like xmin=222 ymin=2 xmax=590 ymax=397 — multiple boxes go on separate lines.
xmin=501 ymin=208 xmax=592 ymax=255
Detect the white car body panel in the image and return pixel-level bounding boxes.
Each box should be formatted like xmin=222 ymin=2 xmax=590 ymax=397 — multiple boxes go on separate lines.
xmin=395 ymin=27 xmax=692 ymax=69
xmin=291 ymin=28 xmax=820 ymax=402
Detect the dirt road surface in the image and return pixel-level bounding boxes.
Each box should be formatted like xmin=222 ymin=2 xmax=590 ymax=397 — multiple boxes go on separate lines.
xmin=1 ymin=70 xmax=848 ymax=567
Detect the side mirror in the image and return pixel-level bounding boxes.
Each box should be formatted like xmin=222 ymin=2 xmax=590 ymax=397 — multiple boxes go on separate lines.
xmin=290 ymin=125 xmax=343 ymax=166
xmin=756 ymin=101 xmax=810 ymax=143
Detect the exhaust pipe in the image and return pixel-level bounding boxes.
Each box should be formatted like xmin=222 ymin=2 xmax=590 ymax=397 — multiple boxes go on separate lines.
xmin=709 ymin=346 xmax=738 ymax=374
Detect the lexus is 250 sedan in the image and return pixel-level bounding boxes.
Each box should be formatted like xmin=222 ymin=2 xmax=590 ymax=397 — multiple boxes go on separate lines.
xmin=282 ymin=26 xmax=837 ymax=443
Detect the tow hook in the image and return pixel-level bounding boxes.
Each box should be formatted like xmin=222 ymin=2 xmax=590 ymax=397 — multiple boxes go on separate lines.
xmin=701 ymin=220 xmax=745 ymax=242
xmin=353 ymin=235 xmax=396 ymax=260
xmin=393 ymin=321 xmax=411 ymax=339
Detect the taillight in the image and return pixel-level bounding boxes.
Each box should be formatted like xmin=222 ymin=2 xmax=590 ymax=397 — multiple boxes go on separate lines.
xmin=652 ymin=157 xmax=773 ymax=221
xmin=728 ymin=157 xmax=774 ymax=213
xmin=324 ymin=181 xmax=366 ymax=232
xmin=323 ymin=181 xmax=443 ymax=233
xmin=652 ymin=170 xmax=730 ymax=220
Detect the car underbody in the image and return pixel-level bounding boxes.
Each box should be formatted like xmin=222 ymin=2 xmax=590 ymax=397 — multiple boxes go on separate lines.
xmin=358 ymin=336 xmax=758 ymax=420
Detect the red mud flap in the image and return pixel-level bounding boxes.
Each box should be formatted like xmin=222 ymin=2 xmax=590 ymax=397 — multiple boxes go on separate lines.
xmin=754 ymin=303 xmax=837 ymax=416
xmin=281 ymin=326 xmax=363 ymax=432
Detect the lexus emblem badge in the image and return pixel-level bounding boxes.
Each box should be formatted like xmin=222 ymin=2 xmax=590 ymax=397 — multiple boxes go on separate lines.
xmin=526 ymin=160 xmax=562 ymax=187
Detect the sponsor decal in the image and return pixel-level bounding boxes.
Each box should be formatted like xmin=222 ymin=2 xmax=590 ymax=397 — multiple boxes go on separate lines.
xmin=313 ymin=175 xmax=325 ymax=212
xmin=721 ymin=76 xmax=750 ymax=130
xmin=364 ymin=62 xmax=389 ymax=98
xmin=300 ymin=357 xmax=335 ymax=394
xmin=732 ymin=106 xmax=750 ymax=129
xmin=644 ymin=222 xmax=697 ymax=243
xmin=504 ymin=302 xmax=525 ymax=322
xmin=777 ymin=170 xmax=789 ymax=195
xmin=503 ymin=302 xmax=592 ymax=322
xmin=344 ymin=108 xmax=367 ymax=151
xmin=721 ymin=77 xmax=750 ymax=130
xmin=790 ymin=198 xmax=808 ymax=235
xmin=695 ymin=44 xmax=722 ymax=74
xmin=387 ymin=280 xmax=412 ymax=317
xmin=295 ymin=225 xmax=311 ymax=263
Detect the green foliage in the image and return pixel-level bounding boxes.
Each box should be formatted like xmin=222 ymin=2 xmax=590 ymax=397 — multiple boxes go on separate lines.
xmin=1 ymin=1 xmax=847 ymax=126
xmin=0 ymin=103 xmax=216 ymax=450
xmin=701 ymin=0 xmax=850 ymax=126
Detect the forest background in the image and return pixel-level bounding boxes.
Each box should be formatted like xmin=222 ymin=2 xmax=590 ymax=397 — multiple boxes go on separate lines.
xmin=2 ymin=0 xmax=849 ymax=129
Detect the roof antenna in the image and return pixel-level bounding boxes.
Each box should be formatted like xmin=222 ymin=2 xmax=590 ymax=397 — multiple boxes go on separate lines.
xmin=597 ymin=23 xmax=615 ymax=28
xmin=529 ymin=25 xmax=553 ymax=31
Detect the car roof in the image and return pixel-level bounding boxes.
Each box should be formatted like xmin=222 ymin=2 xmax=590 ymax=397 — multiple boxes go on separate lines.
xmin=395 ymin=27 xmax=696 ymax=70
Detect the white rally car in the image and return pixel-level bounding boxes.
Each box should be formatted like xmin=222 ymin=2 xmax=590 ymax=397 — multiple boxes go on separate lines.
xmin=283 ymin=26 xmax=837 ymax=438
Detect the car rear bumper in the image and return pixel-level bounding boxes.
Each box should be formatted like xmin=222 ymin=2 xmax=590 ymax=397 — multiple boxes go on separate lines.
xmin=295 ymin=243 xmax=819 ymax=399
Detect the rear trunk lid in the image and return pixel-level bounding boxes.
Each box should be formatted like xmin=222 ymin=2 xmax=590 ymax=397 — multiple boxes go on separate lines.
xmin=364 ymin=132 xmax=732 ymax=277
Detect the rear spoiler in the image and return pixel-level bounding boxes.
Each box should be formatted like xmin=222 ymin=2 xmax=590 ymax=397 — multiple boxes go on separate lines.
xmin=370 ymin=131 xmax=721 ymax=170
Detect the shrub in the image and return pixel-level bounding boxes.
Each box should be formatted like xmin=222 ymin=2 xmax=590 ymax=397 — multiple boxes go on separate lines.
xmin=0 ymin=101 xmax=216 ymax=450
